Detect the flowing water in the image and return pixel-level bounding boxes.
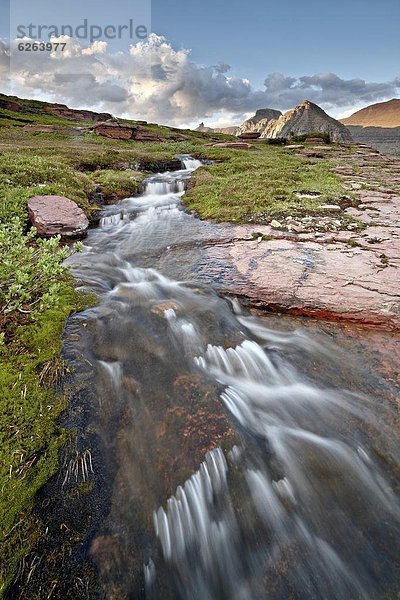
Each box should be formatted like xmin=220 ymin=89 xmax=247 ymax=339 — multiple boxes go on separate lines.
xmin=32 ymin=157 xmax=400 ymax=598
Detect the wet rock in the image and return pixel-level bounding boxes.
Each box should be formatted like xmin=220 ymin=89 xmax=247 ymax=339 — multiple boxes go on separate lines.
xmin=207 ymin=234 xmax=400 ymax=328
xmin=151 ymin=301 xmax=181 ymax=317
xmin=28 ymin=195 xmax=89 ymax=238
xmin=137 ymin=158 xmax=183 ymax=172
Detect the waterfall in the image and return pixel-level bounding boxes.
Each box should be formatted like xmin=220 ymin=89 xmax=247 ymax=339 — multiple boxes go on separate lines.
xmin=182 ymin=158 xmax=202 ymax=171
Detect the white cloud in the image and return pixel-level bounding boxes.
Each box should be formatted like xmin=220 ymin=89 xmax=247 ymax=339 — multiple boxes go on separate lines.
xmin=1 ymin=34 xmax=399 ymax=126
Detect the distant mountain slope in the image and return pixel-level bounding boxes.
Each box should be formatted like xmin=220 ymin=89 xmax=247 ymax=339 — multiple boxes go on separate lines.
xmin=258 ymin=100 xmax=352 ymax=142
xmin=341 ymin=99 xmax=400 ymax=128
xmin=195 ymin=122 xmax=239 ymax=135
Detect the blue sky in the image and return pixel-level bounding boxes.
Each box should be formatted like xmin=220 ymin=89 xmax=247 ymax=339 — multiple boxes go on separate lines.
xmin=152 ymin=0 xmax=400 ymax=85
xmin=0 ymin=0 xmax=399 ymax=126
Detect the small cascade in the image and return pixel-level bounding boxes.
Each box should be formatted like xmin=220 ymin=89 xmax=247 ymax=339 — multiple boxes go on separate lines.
xmin=152 ymin=448 xmax=247 ymax=598
xmin=174 ymin=153 xmax=203 ymax=171
xmin=182 ymin=157 xmax=202 ymax=171
xmin=52 ymin=155 xmax=400 ymax=599
xmin=145 ymin=178 xmax=186 ymax=196
xmin=100 ymin=212 xmax=126 ymax=228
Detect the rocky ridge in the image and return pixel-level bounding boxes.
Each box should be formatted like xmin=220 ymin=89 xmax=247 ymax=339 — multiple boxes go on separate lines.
xmin=236 ymin=108 xmax=282 ymax=135
xmin=256 ymin=100 xmax=352 ymax=142
xmin=196 ymin=101 xmax=352 ymax=142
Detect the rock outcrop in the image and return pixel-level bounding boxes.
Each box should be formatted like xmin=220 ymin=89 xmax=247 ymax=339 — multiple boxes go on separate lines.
xmin=28 ymin=195 xmax=89 ymax=238
xmin=93 ymin=122 xmax=163 ymax=142
xmin=236 ymin=108 xmax=282 ymax=136
xmin=45 ymin=104 xmax=112 ymax=122
xmin=256 ymin=101 xmax=352 ymax=142
xmin=196 ymin=122 xmax=213 ymax=133
xmin=94 ymin=122 xmax=137 ymax=140
xmin=341 ymin=99 xmax=400 ymax=128
xmin=0 ymin=98 xmax=23 ymax=112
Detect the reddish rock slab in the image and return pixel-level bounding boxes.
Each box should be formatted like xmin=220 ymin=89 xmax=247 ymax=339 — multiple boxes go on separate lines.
xmin=93 ymin=122 xmax=163 ymax=142
xmin=94 ymin=122 xmax=137 ymax=140
xmin=224 ymin=238 xmax=400 ymax=328
xmin=45 ymin=104 xmax=112 ymax=122
xmin=28 ymin=195 xmax=89 ymax=238
xmin=200 ymin=187 xmax=400 ymax=329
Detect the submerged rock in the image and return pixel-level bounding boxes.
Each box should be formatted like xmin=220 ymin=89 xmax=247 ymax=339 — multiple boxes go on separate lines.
xmin=28 ymin=195 xmax=89 ymax=238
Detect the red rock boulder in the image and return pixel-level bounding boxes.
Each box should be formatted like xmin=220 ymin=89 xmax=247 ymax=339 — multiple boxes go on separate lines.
xmin=28 ymin=195 xmax=89 ymax=239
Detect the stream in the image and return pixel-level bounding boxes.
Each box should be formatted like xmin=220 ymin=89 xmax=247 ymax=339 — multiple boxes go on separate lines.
xmin=14 ymin=157 xmax=400 ymax=599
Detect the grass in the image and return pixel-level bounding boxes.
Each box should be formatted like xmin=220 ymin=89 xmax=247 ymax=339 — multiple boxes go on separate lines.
xmin=185 ymin=143 xmax=348 ymax=222
xmin=91 ymin=168 xmax=144 ymax=201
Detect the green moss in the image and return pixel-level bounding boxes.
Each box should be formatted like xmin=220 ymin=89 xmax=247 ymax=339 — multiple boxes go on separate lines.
xmin=0 ymin=283 xmax=95 ymax=595
xmin=92 ymin=168 xmax=143 ymax=200
xmin=185 ymin=144 xmax=348 ymax=222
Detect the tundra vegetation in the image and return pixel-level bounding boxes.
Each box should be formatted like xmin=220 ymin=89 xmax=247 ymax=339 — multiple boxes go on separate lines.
xmin=0 ymin=94 xmax=349 ymax=593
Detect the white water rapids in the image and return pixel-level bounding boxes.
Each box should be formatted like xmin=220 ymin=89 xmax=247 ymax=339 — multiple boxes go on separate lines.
xmin=63 ymin=156 xmax=400 ymax=599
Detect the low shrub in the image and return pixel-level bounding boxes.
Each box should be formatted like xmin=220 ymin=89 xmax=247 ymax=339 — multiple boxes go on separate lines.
xmin=0 ymin=218 xmax=79 ymax=318
xmin=265 ymin=137 xmax=288 ymax=145
xmin=291 ymin=132 xmax=331 ymax=144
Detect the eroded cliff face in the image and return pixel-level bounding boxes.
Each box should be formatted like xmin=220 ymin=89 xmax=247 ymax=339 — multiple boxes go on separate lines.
xmin=196 ymin=101 xmax=352 ymax=142
xmin=236 ymin=108 xmax=282 ymax=135
xmin=258 ymin=101 xmax=352 ymax=142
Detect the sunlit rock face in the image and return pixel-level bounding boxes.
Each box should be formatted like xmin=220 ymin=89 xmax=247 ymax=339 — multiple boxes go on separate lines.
xmin=258 ymin=101 xmax=353 ymax=142
xmin=236 ymin=107 xmax=282 ymax=135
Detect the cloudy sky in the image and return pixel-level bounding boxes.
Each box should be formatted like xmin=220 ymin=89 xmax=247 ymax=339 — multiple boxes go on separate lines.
xmin=0 ymin=0 xmax=399 ymax=127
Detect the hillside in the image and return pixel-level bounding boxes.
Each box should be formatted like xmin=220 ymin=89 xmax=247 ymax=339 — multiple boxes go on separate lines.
xmin=341 ymin=99 xmax=400 ymax=128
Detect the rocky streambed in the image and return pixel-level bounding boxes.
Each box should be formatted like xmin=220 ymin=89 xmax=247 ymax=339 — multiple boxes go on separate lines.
xmin=8 ymin=150 xmax=400 ymax=599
